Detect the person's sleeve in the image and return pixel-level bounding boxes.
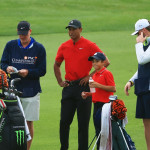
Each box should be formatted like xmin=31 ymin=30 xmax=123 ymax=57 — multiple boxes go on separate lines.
xmin=55 ymin=45 xmax=64 ymax=63
xmin=1 ymin=42 xmax=10 ymax=72
xmin=105 ymin=71 xmax=115 ymax=86
xmin=135 ymin=42 xmax=150 ymax=65
xmin=90 ymin=42 xmax=105 ymax=56
xmin=28 ymin=45 xmax=46 ymax=78
xmin=129 ymin=71 xmax=138 ymax=84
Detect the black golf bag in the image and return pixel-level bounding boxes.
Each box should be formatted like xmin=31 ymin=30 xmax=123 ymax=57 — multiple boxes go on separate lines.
xmin=0 ymin=99 xmax=27 ymax=150
xmin=0 ymin=71 xmax=27 ymax=150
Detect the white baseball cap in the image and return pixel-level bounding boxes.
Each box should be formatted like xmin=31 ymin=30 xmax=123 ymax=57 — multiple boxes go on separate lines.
xmin=131 ymin=19 xmax=150 ymax=35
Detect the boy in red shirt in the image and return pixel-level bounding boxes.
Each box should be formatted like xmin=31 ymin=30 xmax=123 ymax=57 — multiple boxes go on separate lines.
xmin=82 ymin=52 xmax=116 ymax=150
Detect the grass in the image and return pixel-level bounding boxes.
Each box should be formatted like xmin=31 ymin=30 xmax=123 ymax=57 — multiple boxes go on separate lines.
xmin=0 ymin=0 xmax=149 ymax=149
xmin=0 ymin=0 xmax=150 ymax=35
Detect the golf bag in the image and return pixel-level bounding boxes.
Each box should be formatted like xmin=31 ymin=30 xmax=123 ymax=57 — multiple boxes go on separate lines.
xmin=0 ymin=70 xmax=28 ymax=150
xmin=89 ymin=95 xmax=136 ymax=150
xmin=0 ymin=99 xmax=27 ymax=150
xmin=111 ymin=99 xmax=136 ymax=150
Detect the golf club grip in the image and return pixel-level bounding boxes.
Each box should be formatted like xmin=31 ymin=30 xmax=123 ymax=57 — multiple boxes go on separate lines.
xmin=10 ymin=78 xmax=21 ymax=87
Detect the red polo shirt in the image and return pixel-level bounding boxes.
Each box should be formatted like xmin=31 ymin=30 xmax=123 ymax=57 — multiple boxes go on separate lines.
xmin=92 ymin=67 xmax=115 ymax=103
xmin=55 ymin=37 xmax=104 ymax=81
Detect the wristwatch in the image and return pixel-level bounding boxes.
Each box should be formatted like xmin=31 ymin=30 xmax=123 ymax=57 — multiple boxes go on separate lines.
xmin=129 ymin=81 xmax=134 ymax=86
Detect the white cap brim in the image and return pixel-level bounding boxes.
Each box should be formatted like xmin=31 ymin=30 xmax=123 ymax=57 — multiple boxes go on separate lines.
xmin=131 ymin=30 xmax=139 ymax=36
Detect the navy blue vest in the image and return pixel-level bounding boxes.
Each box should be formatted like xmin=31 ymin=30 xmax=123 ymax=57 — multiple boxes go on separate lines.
xmin=134 ymin=41 xmax=150 ymax=95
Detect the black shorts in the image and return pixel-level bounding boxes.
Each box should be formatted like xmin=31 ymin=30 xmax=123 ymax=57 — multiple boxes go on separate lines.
xmin=136 ymin=92 xmax=150 ymax=119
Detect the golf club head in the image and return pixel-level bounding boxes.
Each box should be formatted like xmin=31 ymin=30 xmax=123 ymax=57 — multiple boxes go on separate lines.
xmin=10 ymin=78 xmax=21 ymax=88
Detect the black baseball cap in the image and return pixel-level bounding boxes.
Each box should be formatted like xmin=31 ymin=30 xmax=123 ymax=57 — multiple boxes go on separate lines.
xmin=17 ymin=21 xmax=30 ymax=35
xmin=66 ymin=19 xmax=82 ymax=29
xmin=88 ymin=52 xmax=106 ymax=61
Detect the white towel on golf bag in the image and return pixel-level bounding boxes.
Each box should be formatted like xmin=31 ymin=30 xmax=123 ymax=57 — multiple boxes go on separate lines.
xmin=17 ymin=96 xmax=32 ymax=141
xmin=99 ymin=103 xmax=112 ymax=150
xmin=99 ymin=103 xmax=128 ymax=150
xmin=122 ymin=115 xmax=128 ymax=128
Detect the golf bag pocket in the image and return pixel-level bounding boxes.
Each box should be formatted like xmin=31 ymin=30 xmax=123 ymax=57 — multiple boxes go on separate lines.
xmin=0 ymin=101 xmax=27 ymax=150
xmin=11 ymin=126 xmax=26 ymax=150
xmin=134 ymin=78 xmax=150 ymax=95
xmin=8 ymin=105 xmax=25 ymax=125
xmin=0 ymin=113 xmax=9 ymax=150
xmin=122 ymin=129 xmax=136 ymax=150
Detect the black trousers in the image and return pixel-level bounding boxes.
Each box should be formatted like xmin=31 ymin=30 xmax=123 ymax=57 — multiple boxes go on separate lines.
xmin=60 ymin=84 xmax=92 ymax=150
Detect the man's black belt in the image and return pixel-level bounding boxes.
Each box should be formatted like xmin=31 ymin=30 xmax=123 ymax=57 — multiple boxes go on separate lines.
xmin=66 ymin=79 xmax=81 ymax=86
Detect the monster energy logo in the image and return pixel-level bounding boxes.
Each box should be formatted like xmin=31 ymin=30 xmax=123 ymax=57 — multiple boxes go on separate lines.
xmin=15 ymin=130 xmax=24 ymax=146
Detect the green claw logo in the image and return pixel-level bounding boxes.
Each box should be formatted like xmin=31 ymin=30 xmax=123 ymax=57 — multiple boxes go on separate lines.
xmin=15 ymin=130 xmax=24 ymax=146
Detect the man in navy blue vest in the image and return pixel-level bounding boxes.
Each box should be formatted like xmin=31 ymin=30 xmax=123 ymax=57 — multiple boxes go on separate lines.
xmin=1 ymin=21 xmax=46 ymax=150
xmin=124 ymin=19 xmax=150 ymax=150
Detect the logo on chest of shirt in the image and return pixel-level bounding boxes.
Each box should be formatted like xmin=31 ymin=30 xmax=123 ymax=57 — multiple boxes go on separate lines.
xmin=78 ymin=48 xmax=84 ymax=50
xmin=12 ymin=56 xmax=37 ymax=65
